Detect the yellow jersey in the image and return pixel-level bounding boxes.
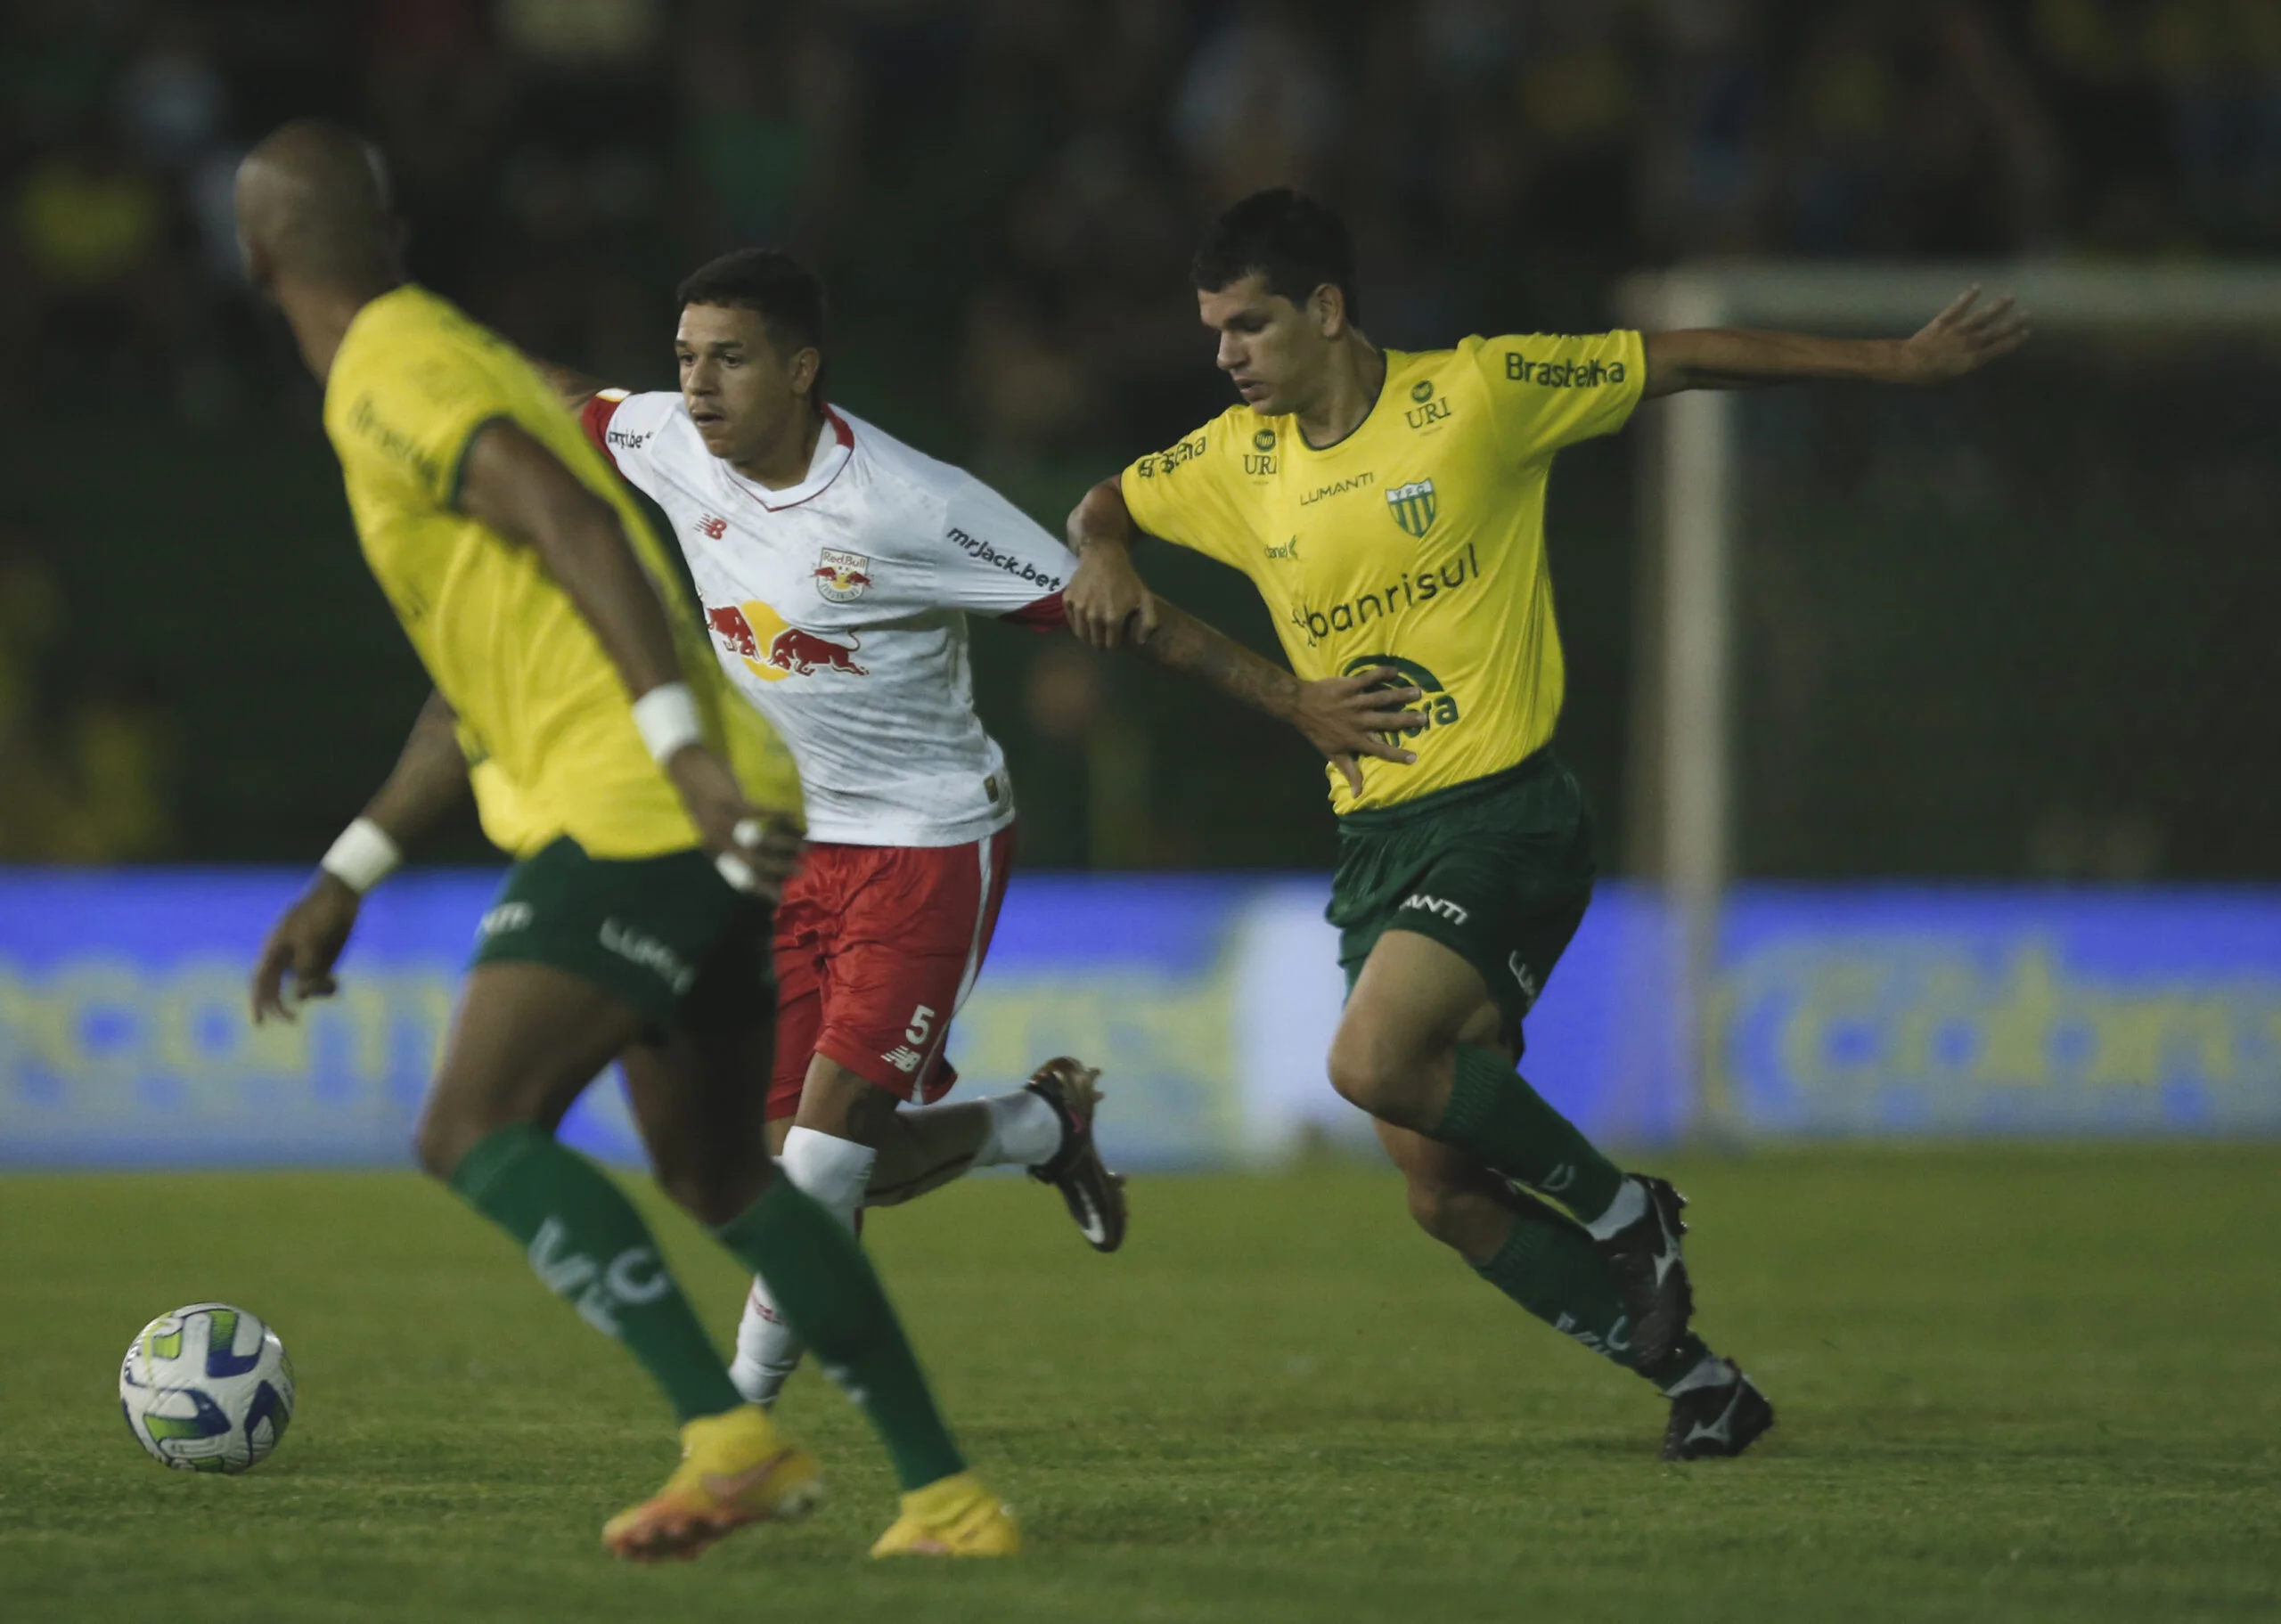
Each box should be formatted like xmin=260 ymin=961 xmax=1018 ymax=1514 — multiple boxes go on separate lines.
xmin=324 ymin=285 xmax=800 ymax=859
xmin=1121 ymin=331 xmax=1643 ymax=814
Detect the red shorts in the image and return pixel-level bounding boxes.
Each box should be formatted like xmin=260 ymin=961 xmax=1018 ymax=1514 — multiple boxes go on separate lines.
xmin=768 ymin=824 xmax=1018 ymax=1121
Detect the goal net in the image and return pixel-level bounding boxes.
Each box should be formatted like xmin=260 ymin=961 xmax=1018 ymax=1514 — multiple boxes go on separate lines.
xmin=1615 ymin=264 xmax=2281 ymax=1138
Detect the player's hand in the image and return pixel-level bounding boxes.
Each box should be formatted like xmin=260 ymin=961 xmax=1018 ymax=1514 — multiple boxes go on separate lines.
xmin=1894 ymin=286 xmax=2030 ymax=383
xmin=665 ymin=745 xmax=804 ymax=902
xmin=1295 ymin=667 xmax=1427 ymax=796
xmin=1067 ymin=543 xmax=1157 ymax=649
xmin=250 ymin=873 xmax=362 ymax=1024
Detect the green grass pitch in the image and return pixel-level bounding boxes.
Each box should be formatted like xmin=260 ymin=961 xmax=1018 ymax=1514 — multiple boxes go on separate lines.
xmin=4 ymin=1147 xmax=2278 ymax=1621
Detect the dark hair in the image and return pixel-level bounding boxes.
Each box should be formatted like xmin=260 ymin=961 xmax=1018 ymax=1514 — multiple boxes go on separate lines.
xmin=675 ymin=249 xmax=830 ymax=400
xmin=1190 ymin=188 xmax=1361 ymax=325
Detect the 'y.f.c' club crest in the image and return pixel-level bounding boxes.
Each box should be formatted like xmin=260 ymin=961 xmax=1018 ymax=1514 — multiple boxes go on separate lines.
xmin=813 ymin=548 xmax=874 ymax=602
xmin=1386 ymin=478 xmax=1437 ymax=539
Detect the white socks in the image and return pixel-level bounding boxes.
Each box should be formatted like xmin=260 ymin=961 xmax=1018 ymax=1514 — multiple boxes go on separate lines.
xmin=725 ymin=1093 xmax=1067 ymax=1406
xmin=974 ymin=1089 xmax=1065 ymax=1167
xmin=1582 ymin=1175 xmax=1647 ymax=1241
xmin=730 ymin=1128 xmax=876 ymax=1406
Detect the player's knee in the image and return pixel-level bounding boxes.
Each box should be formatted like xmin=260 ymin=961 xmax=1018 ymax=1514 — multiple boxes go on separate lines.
xmin=412 ymin=1081 xmax=541 ymax=1183
xmin=412 ymin=1102 xmax=478 ymax=1183
xmin=1327 ymin=1024 xmax=1427 ymax=1122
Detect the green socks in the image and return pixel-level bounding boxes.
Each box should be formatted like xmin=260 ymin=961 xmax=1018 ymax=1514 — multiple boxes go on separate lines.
xmin=450 ymin=1123 xmax=744 ymax=1424
xmin=715 ymin=1175 xmax=966 ymax=1490
xmin=1433 ymin=1045 xmax=1625 ymax=1220
xmin=1476 ymin=1188 xmax=1712 ymax=1389
xmin=452 ymin=1125 xmax=966 ymax=1489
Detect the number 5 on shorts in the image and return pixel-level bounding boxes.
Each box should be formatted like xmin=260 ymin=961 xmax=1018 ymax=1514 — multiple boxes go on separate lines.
xmin=904 ymin=1005 xmax=936 ymax=1044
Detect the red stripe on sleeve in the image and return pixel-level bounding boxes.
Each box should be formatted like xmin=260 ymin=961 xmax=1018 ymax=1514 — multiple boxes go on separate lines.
xmin=579 ymin=393 xmax=623 ymax=471
xmin=1001 ymin=592 xmax=1067 ymax=634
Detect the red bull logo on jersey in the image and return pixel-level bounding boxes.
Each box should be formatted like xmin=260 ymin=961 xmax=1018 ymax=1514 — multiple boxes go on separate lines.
xmin=707 ymin=604 xmax=760 ymax=657
xmin=767 ymin=625 xmax=868 ymax=676
xmin=813 ymin=548 xmax=874 ymax=603
xmin=704 ymin=600 xmax=869 ymax=681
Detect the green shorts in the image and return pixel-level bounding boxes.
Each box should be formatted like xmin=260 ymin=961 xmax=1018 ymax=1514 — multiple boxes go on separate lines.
xmin=469 ymin=836 xmax=773 ymax=1036
xmin=1328 ymin=748 xmax=1596 ymax=1042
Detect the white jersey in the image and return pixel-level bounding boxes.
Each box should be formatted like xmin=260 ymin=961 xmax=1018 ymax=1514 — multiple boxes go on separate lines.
xmin=580 ymin=391 xmax=1072 ymax=846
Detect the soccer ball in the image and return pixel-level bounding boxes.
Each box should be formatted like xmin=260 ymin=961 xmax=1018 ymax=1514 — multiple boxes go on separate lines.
xmin=119 ymin=1302 xmax=296 ymax=1474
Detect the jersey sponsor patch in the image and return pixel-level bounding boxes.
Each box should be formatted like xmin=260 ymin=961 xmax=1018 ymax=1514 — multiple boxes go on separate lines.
xmin=948 ymin=526 xmax=1065 ymax=592
xmin=1341 ymin=653 xmax=1461 ymax=735
xmin=813 ymin=548 xmax=874 ymax=603
xmin=707 ymin=600 xmax=870 ymax=680
xmin=1503 ymin=353 xmax=1628 ymax=388
xmin=1133 ymin=430 xmax=1207 ymax=478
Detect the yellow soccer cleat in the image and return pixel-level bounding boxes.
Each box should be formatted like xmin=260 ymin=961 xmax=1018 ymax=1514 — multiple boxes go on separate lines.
xmin=602 ymin=1404 xmax=825 ymax=1563
xmin=869 ymin=1470 xmax=1020 ymax=1558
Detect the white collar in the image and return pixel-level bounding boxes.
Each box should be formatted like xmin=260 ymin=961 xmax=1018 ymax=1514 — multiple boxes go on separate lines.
xmin=717 ymin=407 xmax=855 ymax=512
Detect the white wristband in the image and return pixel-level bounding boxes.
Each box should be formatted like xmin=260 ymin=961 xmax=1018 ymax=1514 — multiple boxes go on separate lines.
xmin=320 ymin=817 xmax=401 ymax=894
xmin=631 ymin=681 xmax=704 ymax=764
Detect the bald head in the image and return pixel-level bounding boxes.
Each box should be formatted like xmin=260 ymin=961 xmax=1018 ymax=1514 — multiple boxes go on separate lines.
xmin=236 ymin=119 xmax=402 ymax=297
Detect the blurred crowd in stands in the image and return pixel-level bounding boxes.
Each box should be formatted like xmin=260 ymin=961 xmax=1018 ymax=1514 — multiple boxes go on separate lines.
xmin=7 ymin=0 xmax=2279 ymax=433
xmin=2 ymin=0 xmax=2277 ymax=861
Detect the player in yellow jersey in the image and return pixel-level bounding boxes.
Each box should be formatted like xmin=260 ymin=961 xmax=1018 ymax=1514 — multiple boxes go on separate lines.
xmin=1067 ymin=189 xmax=2028 ymax=1460
xmin=230 ymin=119 xmax=1014 ymax=1560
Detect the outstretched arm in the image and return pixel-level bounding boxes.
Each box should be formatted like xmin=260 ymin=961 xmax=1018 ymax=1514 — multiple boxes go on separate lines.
xmin=1643 ymin=286 xmax=2029 ymax=399
xmin=250 ymin=690 xmax=470 ymax=1024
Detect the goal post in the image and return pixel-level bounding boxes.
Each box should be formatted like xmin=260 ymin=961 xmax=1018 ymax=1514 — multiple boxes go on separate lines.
xmin=1614 ymin=262 xmax=2281 ymax=1141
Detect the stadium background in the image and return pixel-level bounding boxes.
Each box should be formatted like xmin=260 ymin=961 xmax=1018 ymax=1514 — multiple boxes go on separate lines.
xmin=3 ymin=0 xmax=2280 ymax=1163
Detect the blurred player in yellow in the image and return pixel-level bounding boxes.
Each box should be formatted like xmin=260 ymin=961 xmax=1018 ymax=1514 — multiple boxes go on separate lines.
xmin=233 ymin=118 xmax=1013 ymax=1559
xmin=1068 ymin=188 xmax=2026 ymax=1459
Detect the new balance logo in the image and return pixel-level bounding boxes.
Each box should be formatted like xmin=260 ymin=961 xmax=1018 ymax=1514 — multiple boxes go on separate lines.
xmin=528 ymin=1219 xmax=673 ymax=1339
xmin=882 ymin=1046 xmax=924 ymax=1073
xmin=1400 ymin=894 xmax=1469 ymax=926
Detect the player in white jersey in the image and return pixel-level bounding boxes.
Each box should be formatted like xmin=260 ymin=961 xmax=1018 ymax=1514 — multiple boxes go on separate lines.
xmin=544 ymin=249 xmax=1424 ymax=1405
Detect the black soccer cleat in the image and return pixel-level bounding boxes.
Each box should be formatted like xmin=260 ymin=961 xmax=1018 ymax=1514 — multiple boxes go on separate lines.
xmin=1024 ymin=1057 xmax=1128 ymax=1253
xmin=1593 ymin=1174 xmax=1694 ymax=1369
xmin=1663 ymin=1363 xmax=1775 ymax=1461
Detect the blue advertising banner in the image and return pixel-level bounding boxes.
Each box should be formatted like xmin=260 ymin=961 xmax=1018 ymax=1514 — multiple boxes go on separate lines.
xmin=3 ymin=869 xmax=2278 ymax=1167
xmin=1716 ymin=888 xmax=2281 ymax=1136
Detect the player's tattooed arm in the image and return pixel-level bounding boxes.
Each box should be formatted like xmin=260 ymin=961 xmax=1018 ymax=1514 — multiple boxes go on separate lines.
xmin=455 ymin=420 xmax=800 ymax=897
xmin=1642 ymin=287 xmax=2030 ymax=398
xmin=1131 ymin=602 xmax=1427 ymax=797
xmin=1065 ymin=477 xmax=1157 ymax=649
xmin=251 ymin=690 xmax=468 ymax=1024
